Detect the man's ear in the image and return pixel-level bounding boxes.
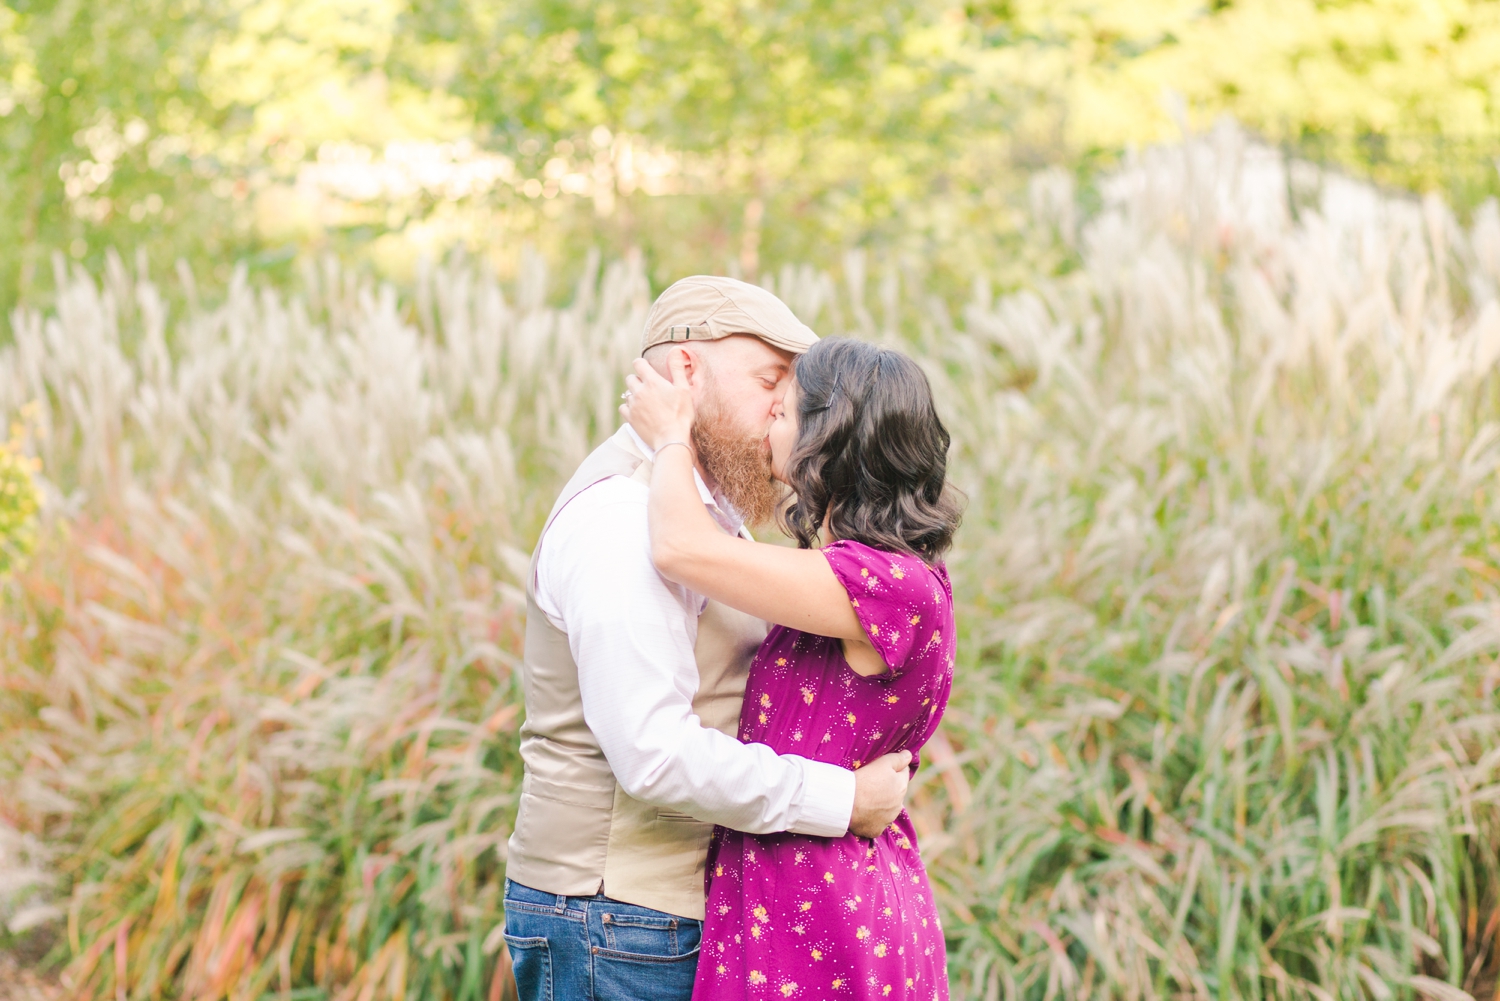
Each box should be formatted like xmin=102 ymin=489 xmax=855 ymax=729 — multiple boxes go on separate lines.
xmin=676 ymin=346 xmax=702 ymax=386
xmin=665 ymin=345 xmax=701 ymax=386
xmin=644 ymin=343 xmax=696 ymax=380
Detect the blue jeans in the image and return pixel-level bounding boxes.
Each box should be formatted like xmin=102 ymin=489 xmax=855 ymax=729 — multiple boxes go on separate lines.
xmin=503 ymin=879 xmax=702 ymax=1001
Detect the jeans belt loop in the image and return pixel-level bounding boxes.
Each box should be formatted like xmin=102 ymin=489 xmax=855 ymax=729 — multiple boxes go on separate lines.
xmin=554 ymin=893 xmax=567 ymax=915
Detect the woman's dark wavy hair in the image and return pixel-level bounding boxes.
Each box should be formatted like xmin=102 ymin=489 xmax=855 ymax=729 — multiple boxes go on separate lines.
xmin=779 ymin=337 xmax=963 ymax=563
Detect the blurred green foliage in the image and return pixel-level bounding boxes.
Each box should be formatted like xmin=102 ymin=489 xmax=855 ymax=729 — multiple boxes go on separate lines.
xmin=0 ymin=410 xmax=38 ymax=576
xmin=995 ymin=0 xmax=1500 ymax=204
xmin=386 ymin=0 xmax=1009 ymax=278
xmin=0 ymin=0 xmax=252 ymax=299
xmin=1 ymin=0 xmax=1497 ymax=312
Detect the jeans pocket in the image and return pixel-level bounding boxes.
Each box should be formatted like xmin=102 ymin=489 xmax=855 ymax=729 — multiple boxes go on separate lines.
xmin=592 ymin=924 xmax=700 ymax=1001
xmin=601 ymin=911 xmax=693 ymax=958
xmin=503 ymin=934 xmax=552 ymax=1001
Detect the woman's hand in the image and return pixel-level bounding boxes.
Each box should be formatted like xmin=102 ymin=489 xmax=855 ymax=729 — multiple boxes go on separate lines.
xmin=620 ymin=355 xmax=696 ymax=452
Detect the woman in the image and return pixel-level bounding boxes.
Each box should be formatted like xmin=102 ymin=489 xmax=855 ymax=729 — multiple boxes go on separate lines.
xmin=621 ymin=336 xmax=962 ymax=1000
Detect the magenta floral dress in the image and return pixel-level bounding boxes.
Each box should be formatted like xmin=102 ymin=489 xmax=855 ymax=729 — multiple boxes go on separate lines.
xmin=694 ymin=540 xmax=955 ymax=1000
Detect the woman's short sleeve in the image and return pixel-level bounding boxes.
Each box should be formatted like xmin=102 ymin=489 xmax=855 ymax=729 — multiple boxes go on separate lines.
xmin=822 ymin=540 xmax=951 ymax=678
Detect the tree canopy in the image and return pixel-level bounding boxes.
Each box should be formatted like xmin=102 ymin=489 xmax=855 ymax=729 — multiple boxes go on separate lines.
xmin=1 ymin=0 xmax=1496 ymax=307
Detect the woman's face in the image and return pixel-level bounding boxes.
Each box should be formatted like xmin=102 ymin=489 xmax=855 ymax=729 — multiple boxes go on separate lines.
xmin=767 ymin=378 xmax=800 ymax=484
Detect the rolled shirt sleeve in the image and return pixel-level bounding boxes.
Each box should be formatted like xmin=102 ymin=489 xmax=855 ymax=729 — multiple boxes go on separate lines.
xmin=535 ymin=476 xmax=855 ymax=837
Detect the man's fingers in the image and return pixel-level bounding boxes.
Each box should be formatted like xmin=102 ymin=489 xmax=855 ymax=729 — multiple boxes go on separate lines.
xmin=883 ymin=750 xmax=913 ymax=771
xmin=849 ymin=751 xmax=915 ymax=838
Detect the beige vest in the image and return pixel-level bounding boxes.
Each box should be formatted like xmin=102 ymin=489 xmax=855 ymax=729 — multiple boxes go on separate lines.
xmin=504 ymin=428 xmax=766 ymax=919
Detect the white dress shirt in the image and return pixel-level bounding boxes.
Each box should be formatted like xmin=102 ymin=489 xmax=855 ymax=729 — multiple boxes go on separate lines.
xmin=533 ymin=427 xmax=856 ymax=837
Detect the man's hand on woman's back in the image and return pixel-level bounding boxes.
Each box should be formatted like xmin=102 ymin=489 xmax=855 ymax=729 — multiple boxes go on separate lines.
xmin=849 ymin=751 xmax=913 ymax=838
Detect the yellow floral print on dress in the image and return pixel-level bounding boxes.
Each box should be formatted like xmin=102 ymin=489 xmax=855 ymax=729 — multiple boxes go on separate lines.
xmin=695 ymin=539 xmax=954 ymax=1000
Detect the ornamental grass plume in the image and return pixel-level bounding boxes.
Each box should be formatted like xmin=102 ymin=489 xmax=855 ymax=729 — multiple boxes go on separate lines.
xmin=5 ymin=123 xmax=1500 ymax=1000
xmin=0 ymin=408 xmax=45 ymax=953
xmin=0 ymin=248 xmax=643 ymax=1000
xmin=916 ymin=127 xmax=1500 ymax=999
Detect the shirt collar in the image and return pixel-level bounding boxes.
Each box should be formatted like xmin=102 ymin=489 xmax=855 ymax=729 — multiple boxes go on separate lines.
xmin=623 ymin=424 xmax=746 ymax=536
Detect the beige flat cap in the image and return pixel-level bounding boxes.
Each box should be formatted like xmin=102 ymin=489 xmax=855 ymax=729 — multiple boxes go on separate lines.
xmin=641 ymin=275 xmax=818 ymax=356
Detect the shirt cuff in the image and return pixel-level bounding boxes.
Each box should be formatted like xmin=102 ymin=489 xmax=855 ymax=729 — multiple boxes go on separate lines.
xmin=786 ymin=757 xmax=856 ymax=837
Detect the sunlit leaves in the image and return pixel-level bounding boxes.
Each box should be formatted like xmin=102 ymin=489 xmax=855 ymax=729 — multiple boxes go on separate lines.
xmin=0 ymin=412 xmax=38 ymax=577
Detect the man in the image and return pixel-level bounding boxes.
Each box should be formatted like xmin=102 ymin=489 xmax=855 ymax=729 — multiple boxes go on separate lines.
xmin=502 ymin=276 xmax=913 ymax=1001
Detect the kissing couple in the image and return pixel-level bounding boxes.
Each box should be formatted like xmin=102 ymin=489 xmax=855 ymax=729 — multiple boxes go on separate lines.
xmin=502 ymin=276 xmax=962 ymax=1001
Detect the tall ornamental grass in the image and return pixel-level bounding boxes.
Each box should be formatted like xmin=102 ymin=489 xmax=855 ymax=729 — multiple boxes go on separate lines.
xmin=4 ymin=124 xmax=1500 ymax=999
xmin=919 ymin=129 xmax=1500 ymax=999
xmin=0 ymin=248 xmax=642 ymax=1000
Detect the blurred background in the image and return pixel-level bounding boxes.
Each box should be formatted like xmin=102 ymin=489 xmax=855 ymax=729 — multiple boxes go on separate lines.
xmin=5 ymin=3 xmax=1500 ymax=1001
xmin=5 ymin=0 xmax=1499 ymax=306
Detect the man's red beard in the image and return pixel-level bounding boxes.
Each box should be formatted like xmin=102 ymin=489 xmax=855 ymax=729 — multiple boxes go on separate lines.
xmin=691 ymin=389 xmax=783 ymax=527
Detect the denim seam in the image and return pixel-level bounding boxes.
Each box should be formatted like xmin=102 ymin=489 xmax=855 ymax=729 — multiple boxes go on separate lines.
xmin=590 ymin=943 xmax=702 ymax=964
xmin=602 ymin=916 xmax=680 ymax=929
xmin=504 ymin=899 xmax=586 ymax=921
